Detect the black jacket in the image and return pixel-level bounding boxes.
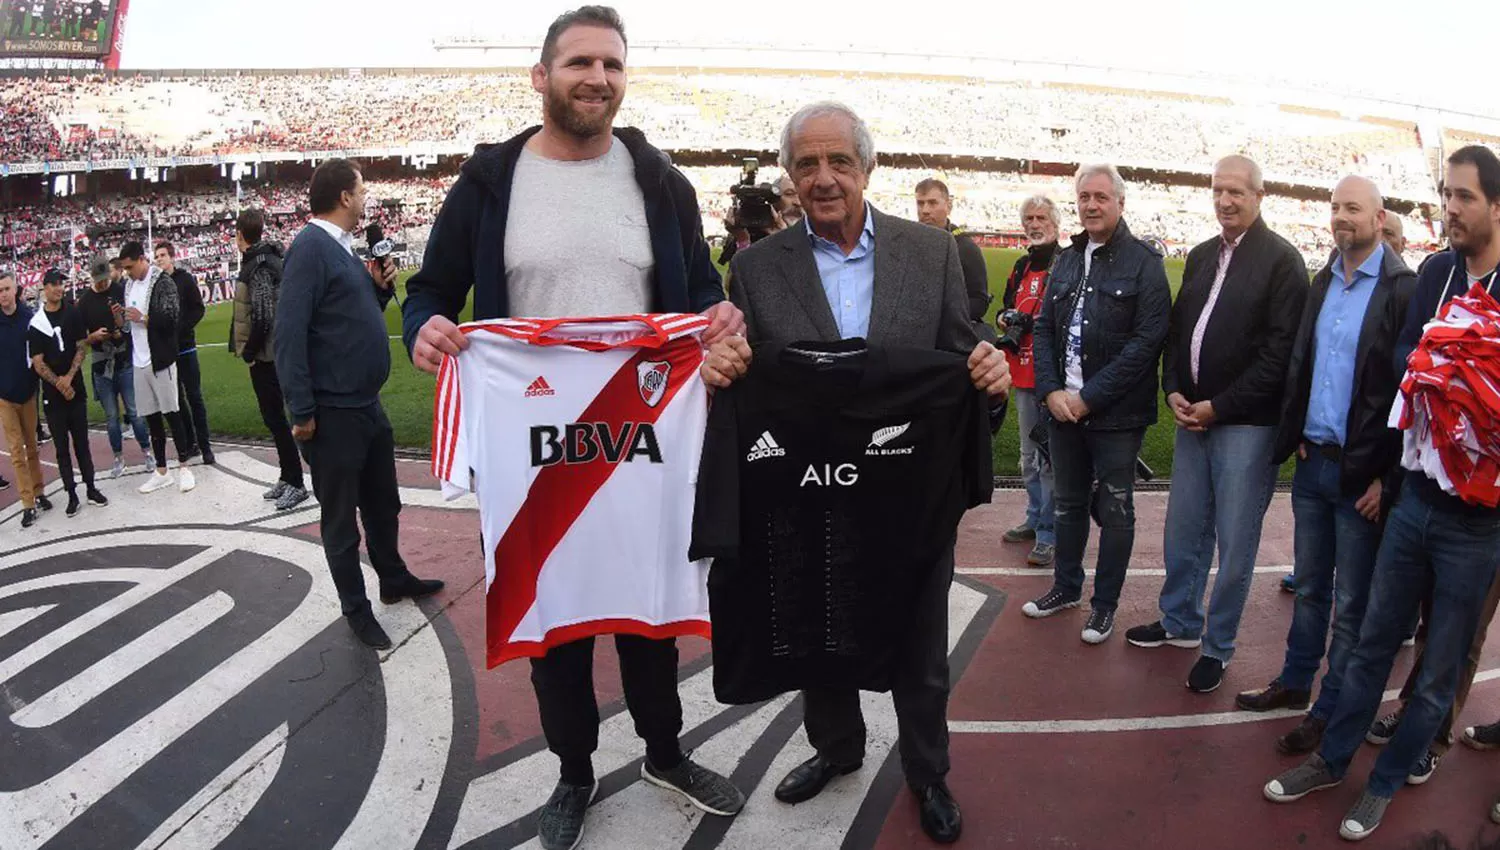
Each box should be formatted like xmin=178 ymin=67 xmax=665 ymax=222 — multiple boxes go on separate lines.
xmin=1275 ymin=245 xmax=1417 ymax=496
xmin=401 ymin=126 xmax=724 ymax=352
xmin=1033 ymin=219 xmax=1171 ymax=431
xmin=170 ymin=267 xmax=204 ymax=352
xmin=1162 ymin=217 xmax=1308 ymax=426
xmin=946 ymin=222 xmax=990 ymax=322
xmin=132 ymin=267 xmax=181 ymax=374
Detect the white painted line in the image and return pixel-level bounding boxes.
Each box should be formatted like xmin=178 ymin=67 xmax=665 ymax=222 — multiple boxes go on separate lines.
xmin=218 ymin=449 xmax=475 ymax=512
xmin=958 ymin=565 xmax=1295 ymax=577
xmin=13 ymin=591 xmax=235 ymax=728
xmin=245 ymin=508 xmax=320 ymax=530
xmin=0 ymin=604 xmax=56 ymax=641
xmin=138 ymin=723 xmax=289 ymax=850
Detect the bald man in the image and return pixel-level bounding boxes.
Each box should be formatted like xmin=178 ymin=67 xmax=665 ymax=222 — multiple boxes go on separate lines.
xmin=1237 ymin=175 xmax=1418 ymax=756
xmin=1381 ymin=213 xmax=1407 ymax=256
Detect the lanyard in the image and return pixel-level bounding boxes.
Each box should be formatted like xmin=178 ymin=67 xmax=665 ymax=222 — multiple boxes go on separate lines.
xmin=1436 ymin=260 xmax=1499 ymax=319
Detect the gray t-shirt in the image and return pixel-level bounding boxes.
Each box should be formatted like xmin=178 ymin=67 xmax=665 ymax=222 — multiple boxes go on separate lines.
xmin=504 ymin=139 xmax=655 ymax=318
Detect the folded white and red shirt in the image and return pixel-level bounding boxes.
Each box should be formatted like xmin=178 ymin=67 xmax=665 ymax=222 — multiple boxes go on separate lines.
xmin=432 ymin=314 xmax=713 ymax=667
xmin=1390 ymin=283 xmax=1500 ymax=507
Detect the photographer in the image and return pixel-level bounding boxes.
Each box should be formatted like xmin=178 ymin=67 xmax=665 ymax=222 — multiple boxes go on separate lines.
xmin=719 ymin=160 xmax=787 ymax=266
xmin=998 ymin=195 xmax=1062 ymax=567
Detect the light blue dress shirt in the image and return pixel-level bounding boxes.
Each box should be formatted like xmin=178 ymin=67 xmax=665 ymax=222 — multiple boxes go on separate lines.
xmin=807 ymin=204 xmax=877 ymax=340
xmin=1304 ymin=243 xmax=1384 ymax=446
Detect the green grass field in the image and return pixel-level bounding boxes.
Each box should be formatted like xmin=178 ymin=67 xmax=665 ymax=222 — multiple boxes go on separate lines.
xmin=116 ymin=248 xmax=1195 ymax=476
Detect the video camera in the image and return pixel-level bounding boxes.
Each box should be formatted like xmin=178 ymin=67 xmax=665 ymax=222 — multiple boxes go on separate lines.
xmin=729 ymin=158 xmax=782 ymax=239
xmin=996 ymin=309 xmax=1034 ymax=354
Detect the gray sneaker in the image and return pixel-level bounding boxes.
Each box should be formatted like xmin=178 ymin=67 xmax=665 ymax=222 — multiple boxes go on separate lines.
xmin=1002 ymin=523 xmax=1036 ymax=544
xmin=263 ymin=481 xmax=290 ymax=501
xmin=1026 ymin=542 xmax=1056 ymax=566
xmin=275 ymin=486 xmax=310 ymax=511
xmin=640 ymin=755 xmax=745 ymax=816
xmin=1339 ymin=790 xmax=1391 ymax=841
xmin=110 ymin=456 xmax=125 ymax=479
xmin=537 ymin=781 xmax=597 ymax=850
xmin=1264 ymin=754 xmax=1342 ymax=803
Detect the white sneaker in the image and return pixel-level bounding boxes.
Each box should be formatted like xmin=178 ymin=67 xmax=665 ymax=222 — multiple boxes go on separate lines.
xmin=140 ymin=459 xmax=155 ymax=476
xmin=178 ymin=468 xmax=196 ymax=493
xmin=139 ymin=471 xmax=174 ymax=494
xmin=110 ymin=456 xmax=125 ymax=479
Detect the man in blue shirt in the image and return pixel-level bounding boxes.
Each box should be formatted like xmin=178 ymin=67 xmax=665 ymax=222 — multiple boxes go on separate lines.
xmin=1237 ymin=177 xmax=1415 ymax=754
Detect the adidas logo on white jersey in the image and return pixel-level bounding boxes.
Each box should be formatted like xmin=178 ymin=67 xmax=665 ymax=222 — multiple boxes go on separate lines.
xmin=746 ymin=431 xmax=786 ymax=462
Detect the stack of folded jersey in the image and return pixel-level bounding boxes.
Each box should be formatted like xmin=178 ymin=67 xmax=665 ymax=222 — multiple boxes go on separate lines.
xmin=1390 ymin=282 xmax=1500 ymax=507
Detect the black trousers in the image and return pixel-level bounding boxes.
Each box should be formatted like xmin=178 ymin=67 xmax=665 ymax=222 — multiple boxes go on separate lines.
xmin=530 ymin=635 xmax=686 ymax=786
xmin=297 ymin=403 xmax=409 ymax=615
xmin=43 ymin=393 xmax=94 ymax=493
xmin=802 ymin=546 xmax=955 ymax=789
xmin=249 ymin=362 xmax=303 ymax=489
xmin=175 ymin=349 xmax=212 ymax=455
xmin=146 ymin=410 xmax=191 ymax=471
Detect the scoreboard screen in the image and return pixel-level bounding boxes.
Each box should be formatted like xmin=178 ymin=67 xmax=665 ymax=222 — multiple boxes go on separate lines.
xmin=0 ymin=0 xmax=119 ymax=59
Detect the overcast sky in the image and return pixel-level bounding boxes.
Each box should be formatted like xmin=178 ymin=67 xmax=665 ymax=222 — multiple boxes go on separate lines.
xmin=118 ymin=0 xmax=1499 ymax=116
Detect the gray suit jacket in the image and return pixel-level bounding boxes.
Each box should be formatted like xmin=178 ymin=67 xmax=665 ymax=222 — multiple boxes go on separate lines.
xmin=727 ymin=206 xmax=985 ymax=354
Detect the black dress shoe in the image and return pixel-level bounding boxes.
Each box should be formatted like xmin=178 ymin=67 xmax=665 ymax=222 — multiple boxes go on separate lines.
xmin=201 ymin=449 xmax=216 ymax=465
xmin=915 ymin=781 xmax=963 ymax=844
xmin=346 ymin=610 xmax=392 ymax=649
xmin=774 ymin=755 xmax=861 ymax=804
xmin=35 ymin=493 xmax=53 ymax=511
xmin=379 ymin=577 xmax=445 ymax=604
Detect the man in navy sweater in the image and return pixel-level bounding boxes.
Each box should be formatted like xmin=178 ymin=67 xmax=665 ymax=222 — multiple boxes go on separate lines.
xmin=276 ymin=158 xmax=444 ymax=650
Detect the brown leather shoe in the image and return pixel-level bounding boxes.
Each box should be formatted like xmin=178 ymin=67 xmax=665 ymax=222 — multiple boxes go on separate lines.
xmin=1277 ymin=715 xmax=1327 ymax=755
xmin=1236 ymin=679 xmax=1311 ymax=713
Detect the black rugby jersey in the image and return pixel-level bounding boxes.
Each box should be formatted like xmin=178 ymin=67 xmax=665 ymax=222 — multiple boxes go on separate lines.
xmin=691 ymin=339 xmax=993 ymax=704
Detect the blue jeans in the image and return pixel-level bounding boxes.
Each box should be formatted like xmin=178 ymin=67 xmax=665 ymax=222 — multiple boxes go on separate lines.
xmin=1158 ymin=425 xmax=1277 ymax=663
xmin=1049 ymin=422 xmax=1144 ymax=613
xmin=1317 ymin=484 xmax=1500 ymax=797
xmin=91 ymin=357 xmax=149 ymax=457
xmin=1015 ymin=389 xmax=1055 ymax=546
xmin=1278 ymin=451 xmax=1383 ymax=718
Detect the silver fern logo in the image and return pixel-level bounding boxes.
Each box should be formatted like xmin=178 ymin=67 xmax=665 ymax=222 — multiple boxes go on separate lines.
xmin=866 ymin=423 xmax=915 ymax=456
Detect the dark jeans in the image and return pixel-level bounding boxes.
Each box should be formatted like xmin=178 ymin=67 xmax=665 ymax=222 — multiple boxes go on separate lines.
xmin=43 ymin=394 xmax=94 ymax=493
xmin=1316 ymin=484 xmax=1500 ymax=797
xmin=803 ymin=546 xmax=954 ymax=788
xmin=1279 ymin=451 xmax=1384 ymax=719
xmin=175 ymin=349 xmax=212 ymax=456
xmin=1048 ymin=422 xmax=1145 ymax=612
xmin=249 ymin=362 xmax=303 ymax=489
xmin=530 ymin=635 xmax=686 ymax=786
xmin=297 ymin=403 xmax=410 ymax=615
xmin=1396 ymin=565 xmax=1500 ymax=754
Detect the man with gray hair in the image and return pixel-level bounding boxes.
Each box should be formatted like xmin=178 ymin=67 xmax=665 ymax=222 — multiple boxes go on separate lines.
xmin=701 ymin=100 xmax=1010 ymax=845
xmin=1023 ymin=163 xmax=1171 ymax=646
xmin=999 ymin=194 xmax=1062 ymax=566
xmin=1125 ymin=154 xmax=1308 ymax=694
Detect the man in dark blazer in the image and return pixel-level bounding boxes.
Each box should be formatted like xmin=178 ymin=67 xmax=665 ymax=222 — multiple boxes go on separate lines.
xmin=1124 ymin=155 xmax=1308 ymax=695
xmin=1236 ymin=176 xmax=1416 ymax=757
xmin=701 ymin=101 xmax=1010 ymax=845
xmin=277 ymin=158 xmax=444 ymax=651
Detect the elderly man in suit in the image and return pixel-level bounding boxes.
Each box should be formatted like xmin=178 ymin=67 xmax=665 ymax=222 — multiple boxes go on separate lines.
xmin=701 ymin=100 xmax=1010 ymax=845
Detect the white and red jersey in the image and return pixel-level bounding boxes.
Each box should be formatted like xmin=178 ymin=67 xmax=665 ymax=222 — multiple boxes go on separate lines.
xmin=433 ymin=313 xmax=714 ymax=667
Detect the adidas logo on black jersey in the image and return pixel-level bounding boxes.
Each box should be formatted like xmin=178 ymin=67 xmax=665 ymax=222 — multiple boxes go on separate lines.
xmin=746 ymin=431 xmax=786 ymax=462
xmin=866 ymin=422 xmax=915 ymax=456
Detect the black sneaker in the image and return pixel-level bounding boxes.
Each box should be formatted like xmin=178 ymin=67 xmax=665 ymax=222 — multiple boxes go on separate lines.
xmin=1125 ymin=620 xmax=1201 ymax=649
xmin=1021 ymin=587 xmax=1081 ymax=619
xmin=1407 ymin=751 xmax=1440 ymax=786
xmin=20 ymin=508 xmax=36 ymax=528
xmin=35 ymin=493 xmax=53 ymax=512
xmin=1367 ymin=710 xmax=1403 ymax=745
xmin=86 ymin=488 xmax=109 ymax=506
xmin=1081 ymin=608 xmax=1114 ymax=644
xmin=537 ymin=780 xmax=597 ymax=850
xmin=1186 ymin=656 xmax=1226 ymax=693
xmin=201 ymin=448 xmax=216 ymax=465
xmin=1463 ymin=720 xmax=1500 ymax=751
xmin=65 ymin=493 xmax=80 ymax=517
xmin=641 ymin=754 xmax=746 ymax=816
xmin=0 ymin=475 xmax=10 ymax=491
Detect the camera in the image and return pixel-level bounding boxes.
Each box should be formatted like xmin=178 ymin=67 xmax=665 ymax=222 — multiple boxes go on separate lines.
xmin=996 ymin=308 xmax=1034 ymax=354
xmin=729 ymin=158 xmax=782 ymax=238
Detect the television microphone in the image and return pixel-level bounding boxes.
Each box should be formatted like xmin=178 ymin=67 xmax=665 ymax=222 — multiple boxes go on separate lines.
xmin=365 ymin=223 xmax=400 ymax=306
